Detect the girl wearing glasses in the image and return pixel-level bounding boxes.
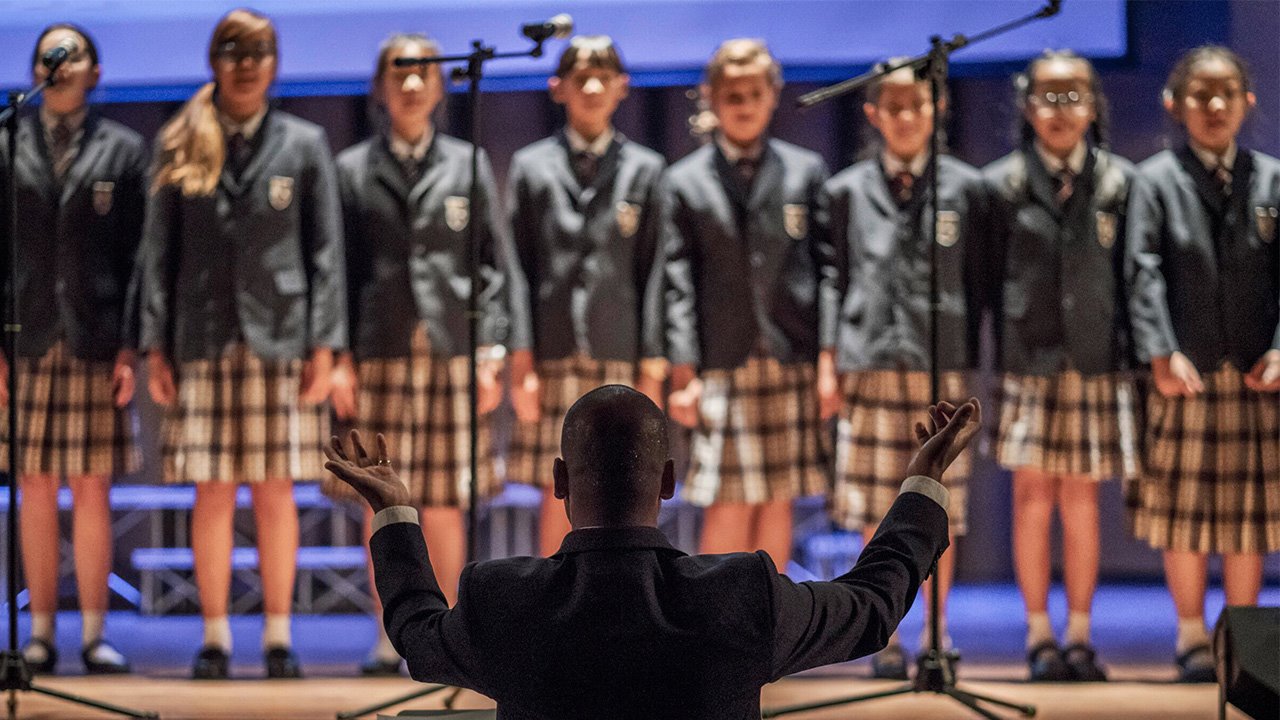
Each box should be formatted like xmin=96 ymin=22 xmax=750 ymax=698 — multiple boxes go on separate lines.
xmin=325 ymin=32 xmax=520 ymax=675
xmin=984 ymin=50 xmax=1135 ymax=683
xmin=1126 ymin=46 xmax=1278 ymax=683
xmin=138 ymin=8 xmax=345 ymax=680
xmin=2 ymin=22 xmax=146 ymax=676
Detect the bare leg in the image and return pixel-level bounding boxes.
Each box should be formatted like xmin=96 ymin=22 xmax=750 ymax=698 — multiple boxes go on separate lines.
xmin=1012 ymin=469 xmax=1057 ymax=616
xmin=1163 ymin=550 xmax=1209 ymax=621
xmin=419 ymin=506 xmax=466 ymax=606
xmin=700 ymin=503 xmax=754 ymax=554
xmin=538 ymin=488 xmax=572 ymax=558
xmin=1221 ymin=552 xmax=1263 ymax=607
xmin=68 ymin=474 xmax=113 ymax=615
xmin=752 ymin=499 xmax=793 ymax=569
xmin=922 ymin=533 xmax=956 ymax=644
xmin=192 ymin=482 xmax=238 ymax=620
xmin=250 ymin=479 xmax=299 ymax=617
xmin=1057 ymin=475 xmax=1100 ymax=616
xmin=19 ymin=474 xmax=61 ymax=617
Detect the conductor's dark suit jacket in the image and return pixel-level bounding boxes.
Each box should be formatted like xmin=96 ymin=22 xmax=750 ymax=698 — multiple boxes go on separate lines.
xmin=985 ymin=145 xmax=1135 ymax=376
xmin=139 ymin=109 xmax=347 ymax=362
xmin=661 ymin=139 xmax=833 ymax=370
xmin=370 ymin=480 xmax=949 ymax=720
xmin=337 ymin=133 xmax=524 ymax=359
xmin=0 ymin=112 xmax=147 ymax=360
xmin=820 ymin=155 xmax=990 ymax=373
xmin=508 ymin=131 xmax=665 ymax=362
xmin=1127 ymin=146 xmax=1280 ymax=372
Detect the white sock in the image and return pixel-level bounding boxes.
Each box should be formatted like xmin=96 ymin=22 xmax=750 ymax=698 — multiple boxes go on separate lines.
xmin=203 ymin=616 xmax=232 ymax=653
xmin=81 ymin=610 xmax=105 ymax=646
xmin=1176 ymin=616 xmax=1208 ymax=655
xmin=1065 ymin=611 xmax=1091 ymax=647
xmin=30 ymin=612 xmax=55 ymax=641
xmin=371 ymin=620 xmax=398 ymax=661
xmin=262 ymin=613 xmax=292 ymax=650
xmin=1026 ymin=611 xmax=1055 ymax=650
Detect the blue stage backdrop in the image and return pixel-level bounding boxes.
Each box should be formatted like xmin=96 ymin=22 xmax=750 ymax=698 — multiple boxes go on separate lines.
xmin=0 ymin=0 xmax=1125 ymax=100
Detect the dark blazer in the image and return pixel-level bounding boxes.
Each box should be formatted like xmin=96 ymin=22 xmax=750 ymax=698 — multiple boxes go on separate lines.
xmin=338 ymin=133 xmax=523 ymax=359
xmin=371 ymin=487 xmax=948 ymax=720
xmin=1127 ymin=146 xmax=1280 ymax=372
xmin=508 ymin=132 xmax=665 ymax=362
xmin=0 ymin=112 xmax=146 ymax=360
xmin=662 ymin=139 xmax=833 ymax=370
xmin=139 ymin=109 xmax=346 ymax=363
xmin=820 ymin=155 xmax=989 ymax=373
xmin=985 ymin=145 xmax=1135 ymax=375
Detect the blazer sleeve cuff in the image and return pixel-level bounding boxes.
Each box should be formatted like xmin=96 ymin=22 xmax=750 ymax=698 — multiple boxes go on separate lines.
xmin=900 ymin=475 xmax=949 ymax=512
xmin=371 ymin=505 xmax=420 ymax=534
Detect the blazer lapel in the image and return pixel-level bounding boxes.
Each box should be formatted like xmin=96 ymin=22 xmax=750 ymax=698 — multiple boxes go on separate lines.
xmin=59 ymin=114 xmax=108 ymax=207
xmin=747 ymin=142 xmax=782 ymax=212
xmin=220 ymin=110 xmax=286 ymax=198
xmin=1024 ymin=148 xmax=1063 ymax=220
xmin=408 ymin=137 xmax=450 ymax=212
xmin=1175 ymin=145 xmax=1226 ymax=217
xmin=865 ymin=162 xmax=897 ymax=220
xmin=551 ymin=132 xmax=585 ymax=203
xmin=370 ymin=136 xmax=411 ymax=204
xmin=711 ymin=145 xmax=750 ymax=213
xmin=17 ymin=116 xmax=56 ymax=206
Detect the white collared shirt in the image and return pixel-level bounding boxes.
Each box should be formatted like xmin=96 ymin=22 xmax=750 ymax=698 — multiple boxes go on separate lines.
xmin=218 ymin=105 xmax=268 ymax=140
xmin=1190 ymin=141 xmax=1238 ymax=172
xmin=565 ymin=126 xmax=614 ymax=158
xmin=716 ymin=133 xmax=764 ymax=165
xmin=882 ymin=150 xmax=929 ymax=179
xmin=390 ymin=125 xmax=434 ymax=164
xmin=1034 ymin=140 xmax=1087 ymax=176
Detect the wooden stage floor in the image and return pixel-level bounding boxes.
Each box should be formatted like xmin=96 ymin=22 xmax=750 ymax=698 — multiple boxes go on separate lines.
xmin=12 ymin=670 xmax=1249 ymax=719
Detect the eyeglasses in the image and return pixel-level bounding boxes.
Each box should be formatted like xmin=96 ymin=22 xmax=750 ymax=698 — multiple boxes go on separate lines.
xmin=215 ymin=40 xmax=275 ymax=65
xmin=1028 ymin=90 xmax=1093 ymax=111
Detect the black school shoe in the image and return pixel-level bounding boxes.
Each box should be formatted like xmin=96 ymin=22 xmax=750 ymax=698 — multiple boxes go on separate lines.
xmin=21 ymin=638 xmax=58 ymax=675
xmin=192 ymin=645 xmax=230 ymax=680
xmin=1175 ymin=644 xmax=1215 ymax=683
xmin=1026 ymin=641 xmax=1070 ymax=682
xmin=82 ymin=638 xmax=131 ymax=674
xmin=265 ymin=646 xmax=302 ymax=679
xmin=870 ymin=644 xmax=909 ymax=680
xmin=1062 ymin=643 xmax=1107 ymax=682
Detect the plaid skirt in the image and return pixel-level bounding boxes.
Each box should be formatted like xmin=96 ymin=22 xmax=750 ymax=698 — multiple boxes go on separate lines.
xmin=682 ymin=357 xmax=830 ymax=507
xmin=997 ymin=371 xmax=1139 ymax=481
xmin=162 ymin=343 xmax=327 ymax=484
xmin=1126 ymin=363 xmax=1280 ymax=554
xmin=833 ymin=369 xmax=971 ymax=535
xmin=322 ymin=327 xmax=496 ymax=508
xmin=0 ymin=341 xmax=139 ymax=477
xmin=507 ymin=354 xmax=635 ymax=489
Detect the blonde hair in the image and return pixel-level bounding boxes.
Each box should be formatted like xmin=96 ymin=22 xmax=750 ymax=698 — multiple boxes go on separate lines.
xmin=703 ymin=38 xmax=782 ymax=91
xmin=152 ymin=8 xmax=276 ymax=196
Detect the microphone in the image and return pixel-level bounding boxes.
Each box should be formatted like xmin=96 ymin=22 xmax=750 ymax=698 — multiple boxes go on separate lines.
xmin=42 ymin=37 xmax=80 ymax=73
xmin=1038 ymin=0 xmax=1063 ymax=18
xmin=521 ymin=14 xmax=573 ymax=42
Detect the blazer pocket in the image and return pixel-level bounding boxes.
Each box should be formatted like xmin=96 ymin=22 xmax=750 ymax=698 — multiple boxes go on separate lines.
xmin=274 ymin=268 xmax=307 ymax=295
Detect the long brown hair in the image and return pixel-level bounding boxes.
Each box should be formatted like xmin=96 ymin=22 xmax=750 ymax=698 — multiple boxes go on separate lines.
xmin=151 ymin=8 xmax=276 ymax=196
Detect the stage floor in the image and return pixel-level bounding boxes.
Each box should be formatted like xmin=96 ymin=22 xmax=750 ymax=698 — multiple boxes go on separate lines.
xmin=10 ymin=583 xmax=1277 ymax=719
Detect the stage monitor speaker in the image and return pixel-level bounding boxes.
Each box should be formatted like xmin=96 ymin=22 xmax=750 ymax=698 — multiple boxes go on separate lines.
xmin=1214 ymin=606 xmax=1279 ymax=720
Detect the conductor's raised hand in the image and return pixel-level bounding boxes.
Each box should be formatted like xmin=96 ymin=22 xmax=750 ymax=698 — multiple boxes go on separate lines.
xmin=906 ymin=398 xmax=982 ymax=482
xmin=322 ymin=430 xmax=409 ymax=513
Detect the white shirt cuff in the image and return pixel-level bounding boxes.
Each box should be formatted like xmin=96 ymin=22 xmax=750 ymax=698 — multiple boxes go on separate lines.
xmin=900 ymin=475 xmax=949 ymax=511
xmin=371 ymin=505 xmax=420 ymax=533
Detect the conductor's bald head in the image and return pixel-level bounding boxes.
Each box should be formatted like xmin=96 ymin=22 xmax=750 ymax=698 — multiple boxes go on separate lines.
xmin=553 ymin=385 xmax=675 ymax=528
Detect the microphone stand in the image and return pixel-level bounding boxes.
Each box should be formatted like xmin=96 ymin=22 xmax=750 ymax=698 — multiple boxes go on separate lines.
xmin=763 ymin=2 xmax=1059 ymax=719
xmin=0 ymin=78 xmax=157 ymax=719
xmin=336 ymin=31 xmax=559 ymax=720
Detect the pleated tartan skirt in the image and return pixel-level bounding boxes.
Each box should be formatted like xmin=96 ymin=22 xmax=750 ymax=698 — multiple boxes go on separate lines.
xmin=832 ymin=369 xmax=971 ymax=535
xmin=162 ymin=343 xmax=327 ymax=484
xmin=996 ymin=370 xmax=1139 ymax=480
xmin=0 ymin=341 xmax=139 ymax=477
xmin=322 ymin=326 xmax=497 ymax=508
xmin=506 ymin=354 xmax=635 ymax=489
xmin=681 ymin=356 xmax=830 ymax=507
xmin=1126 ymin=363 xmax=1280 ymax=554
